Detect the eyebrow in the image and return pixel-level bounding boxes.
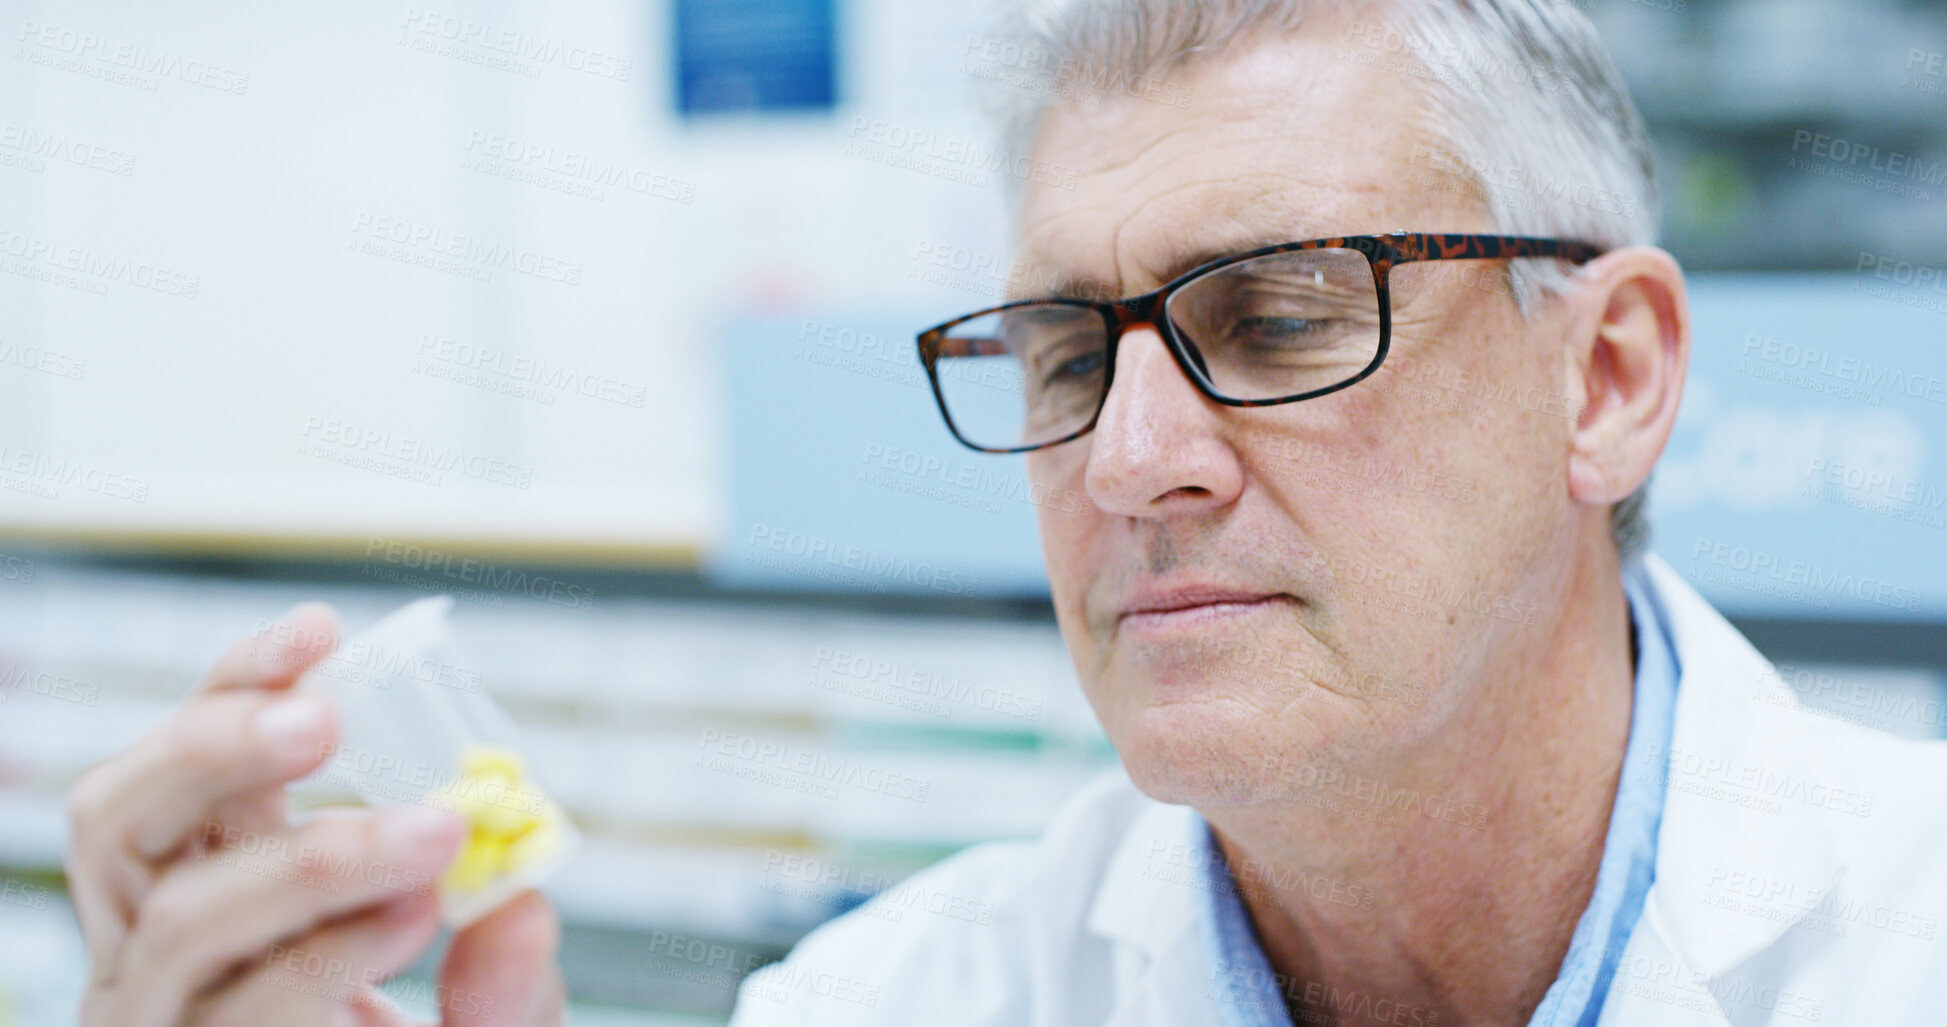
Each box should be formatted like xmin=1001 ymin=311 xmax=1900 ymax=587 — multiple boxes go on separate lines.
xmin=1030 ymin=233 xmax=1317 ymax=303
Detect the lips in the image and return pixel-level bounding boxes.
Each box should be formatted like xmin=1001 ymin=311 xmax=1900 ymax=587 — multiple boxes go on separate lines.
xmin=1120 ymin=585 xmax=1286 ymax=619
xmin=1110 ymin=583 xmax=1301 ymax=643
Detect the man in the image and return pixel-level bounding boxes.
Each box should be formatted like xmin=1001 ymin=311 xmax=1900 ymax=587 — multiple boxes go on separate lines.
xmin=62 ymin=1 xmax=1946 ymax=1025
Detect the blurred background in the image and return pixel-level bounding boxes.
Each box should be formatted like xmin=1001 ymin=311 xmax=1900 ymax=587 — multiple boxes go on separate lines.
xmin=1 ymin=0 xmax=1944 ymax=1023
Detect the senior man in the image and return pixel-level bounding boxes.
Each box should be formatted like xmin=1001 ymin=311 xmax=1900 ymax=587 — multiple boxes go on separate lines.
xmin=61 ymin=1 xmax=1947 ymax=1025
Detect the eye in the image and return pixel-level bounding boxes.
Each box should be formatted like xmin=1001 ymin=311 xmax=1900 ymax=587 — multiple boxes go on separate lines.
xmin=1044 ymin=348 xmax=1105 ymax=385
xmin=1232 ymin=315 xmax=1330 ymax=344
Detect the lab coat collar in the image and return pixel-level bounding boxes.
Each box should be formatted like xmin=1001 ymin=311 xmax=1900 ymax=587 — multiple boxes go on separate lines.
xmin=1085 ymin=797 xmax=1219 ymax=1023
xmin=1636 ymin=553 xmax=1848 ymax=980
xmin=1085 ymin=796 xmax=1201 ymax=954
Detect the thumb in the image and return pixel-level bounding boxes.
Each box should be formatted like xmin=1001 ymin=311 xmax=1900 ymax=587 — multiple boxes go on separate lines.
xmin=436 ymin=891 xmax=566 ymax=1026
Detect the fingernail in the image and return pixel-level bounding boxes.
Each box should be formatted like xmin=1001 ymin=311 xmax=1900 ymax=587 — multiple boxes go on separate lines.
xmin=378 ymin=804 xmax=460 ymax=863
xmin=255 ymin=694 xmax=326 ymax=748
xmin=250 ymin=607 xmax=314 ymax=675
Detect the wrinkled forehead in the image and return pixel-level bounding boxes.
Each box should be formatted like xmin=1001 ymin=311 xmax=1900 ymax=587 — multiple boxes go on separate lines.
xmin=1013 ymin=18 xmax=1488 ymax=300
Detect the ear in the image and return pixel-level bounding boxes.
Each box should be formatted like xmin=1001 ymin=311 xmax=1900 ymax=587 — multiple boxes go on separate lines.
xmin=1560 ymin=246 xmax=1690 ymax=506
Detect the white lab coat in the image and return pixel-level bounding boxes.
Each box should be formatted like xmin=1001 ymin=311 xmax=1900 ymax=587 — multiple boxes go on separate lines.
xmin=728 ymin=555 xmax=1947 ymax=1025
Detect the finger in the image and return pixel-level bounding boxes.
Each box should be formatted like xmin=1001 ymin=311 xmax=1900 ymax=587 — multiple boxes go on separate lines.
xmin=112 ymin=805 xmax=463 ymax=1027
xmin=186 ymin=892 xmax=442 ymax=1027
xmin=197 ymin=601 xmax=343 ymax=696
xmin=67 ymin=601 xmax=341 ymax=870
xmin=67 ymin=669 xmax=341 ymax=977
xmin=140 ymin=690 xmax=341 ymax=863
xmin=438 ymin=891 xmax=565 ymax=1026
xmin=66 ymin=688 xmax=341 ymax=980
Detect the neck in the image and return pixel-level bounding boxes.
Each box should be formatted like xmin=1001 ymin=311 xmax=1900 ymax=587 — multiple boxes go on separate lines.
xmin=1203 ymin=538 xmax=1637 ymax=1026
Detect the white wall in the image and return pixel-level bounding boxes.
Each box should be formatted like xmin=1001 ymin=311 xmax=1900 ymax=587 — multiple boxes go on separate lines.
xmin=1 ymin=0 xmax=1014 ymax=561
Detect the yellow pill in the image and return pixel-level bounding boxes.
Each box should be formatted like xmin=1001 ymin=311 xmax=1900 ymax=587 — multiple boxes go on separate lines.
xmin=462 ymin=746 xmax=526 ymax=781
xmin=506 ymin=812 xmax=562 ymax=871
xmin=444 ymin=832 xmax=510 ymax=893
xmin=438 ymin=744 xmax=563 ymax=897
xmin=475 ymin=793 xmax=540 ymax=838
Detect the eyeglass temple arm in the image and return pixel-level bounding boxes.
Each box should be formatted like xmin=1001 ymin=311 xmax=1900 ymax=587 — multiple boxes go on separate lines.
xmin=930 ymin=336 xmax=1009 ymax=359
xmin=1382 ymin=233 xmax=1604 ymax=265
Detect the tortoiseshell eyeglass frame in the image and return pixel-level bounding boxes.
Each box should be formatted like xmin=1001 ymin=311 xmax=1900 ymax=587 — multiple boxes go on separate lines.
xmin=915 ymin=231 xmax=1604 ymax=454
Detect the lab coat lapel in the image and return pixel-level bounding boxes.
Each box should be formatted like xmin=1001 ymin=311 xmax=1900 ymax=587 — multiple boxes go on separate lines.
xmin=1635 ymin=556 xmax=1849 ymax=980
xmin=1085 ymin=799 xmax=1227 ymax=1026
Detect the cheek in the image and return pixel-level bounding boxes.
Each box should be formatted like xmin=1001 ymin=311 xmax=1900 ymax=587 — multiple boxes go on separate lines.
xmin=1029 ymin=448 xmax=1100 ymax=618
xmin=1028 ymin=444 xmax=1093 ymax=519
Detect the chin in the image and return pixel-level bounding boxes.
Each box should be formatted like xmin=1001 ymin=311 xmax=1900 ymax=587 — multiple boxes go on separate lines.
xmin=1110 ymin=700 xmax=1291 ymax=808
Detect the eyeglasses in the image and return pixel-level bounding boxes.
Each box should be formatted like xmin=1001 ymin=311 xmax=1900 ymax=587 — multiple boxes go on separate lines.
xmin=915 ymin=232 xmax=1602 ymax=454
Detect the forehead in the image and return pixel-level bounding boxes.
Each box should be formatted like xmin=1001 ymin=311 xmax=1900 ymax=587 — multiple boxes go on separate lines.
xmin=1016 ymin=17 xmax=1488 ymax=296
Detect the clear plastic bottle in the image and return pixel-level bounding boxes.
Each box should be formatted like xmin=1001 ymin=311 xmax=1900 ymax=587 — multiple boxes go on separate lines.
xmin=292 ymin=596 xmax=580 ymax=927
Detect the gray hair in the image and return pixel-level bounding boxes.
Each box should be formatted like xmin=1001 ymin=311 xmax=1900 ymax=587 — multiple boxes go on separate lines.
xmin=985 ymin=0 xmax=1658 ymax=563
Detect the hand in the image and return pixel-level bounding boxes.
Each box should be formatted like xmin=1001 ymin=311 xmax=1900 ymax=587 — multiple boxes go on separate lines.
xmin=64 ymin=602 xmax=567 ymax=1026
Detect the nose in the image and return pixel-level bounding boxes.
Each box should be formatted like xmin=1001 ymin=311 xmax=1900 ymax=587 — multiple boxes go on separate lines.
xmin=1082 ymin=325 xmax=1245 ymax=518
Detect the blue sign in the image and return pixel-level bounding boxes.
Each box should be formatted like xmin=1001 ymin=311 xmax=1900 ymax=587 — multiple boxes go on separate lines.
xmin=674 ymin=0 xmax=837 ymax=115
